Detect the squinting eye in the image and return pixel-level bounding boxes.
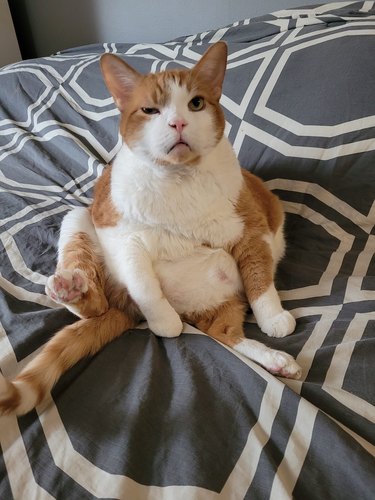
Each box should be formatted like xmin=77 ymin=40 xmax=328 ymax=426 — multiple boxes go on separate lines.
xmin=141 ymin=107 xmax=159 ymax=115
xmin=188 ymin=96 xmax=205 ymax=112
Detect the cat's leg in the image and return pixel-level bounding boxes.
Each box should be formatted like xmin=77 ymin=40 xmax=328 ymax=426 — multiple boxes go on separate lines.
xmin=0 ymin=209 xmax=142 ymax=416
xmin=216 ymin=330 xmax=301 ymax=379
xmin=193 ymin=298 xmax=301 ymax=379
xmin=46 ymin=207 xmax=109 ymax=318
xmin=98 ymin=231 xmax=183 ymax=338
xmin=156 ymin=247 xmax=301 ymax=379
xmin=232 ymin=229 xmax=296 ymax=338
xmin=197 ymin=299 xmax=300 ymax=379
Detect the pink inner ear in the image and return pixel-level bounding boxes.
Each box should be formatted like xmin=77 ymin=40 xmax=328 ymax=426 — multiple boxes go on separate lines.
xmin=100 ymin=54 xmax=141 ymax=112
xmin=192 ymin=43 xmax=228 ymax=99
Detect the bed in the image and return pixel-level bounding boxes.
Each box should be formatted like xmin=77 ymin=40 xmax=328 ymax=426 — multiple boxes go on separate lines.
xmin=1 ymin=2 xmax=374 ymax=498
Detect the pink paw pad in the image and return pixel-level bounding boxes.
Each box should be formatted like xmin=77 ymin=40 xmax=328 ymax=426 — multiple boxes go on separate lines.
xmin=46 ymin=269 xmax=88 ymax=304
xmin=268 ymin=352 xmax=302 ymax=380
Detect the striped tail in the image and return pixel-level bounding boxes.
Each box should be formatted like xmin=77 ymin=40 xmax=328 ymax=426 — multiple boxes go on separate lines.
xmin=0 ymin=308 xmax=137 ymax=416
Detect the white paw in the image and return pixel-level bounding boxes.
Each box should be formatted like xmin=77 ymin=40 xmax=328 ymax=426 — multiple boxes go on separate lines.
xmin=46 ymin=269 xmax=88 ymax=304
xmin=147 ymin=303 xmax=183 ymax=338
xmin=265 ymin=350 xmax=302 ymax=379
xmin=260 ymin=310 xmax=296 ymax=338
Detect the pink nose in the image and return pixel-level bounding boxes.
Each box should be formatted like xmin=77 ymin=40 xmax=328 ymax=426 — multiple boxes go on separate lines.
xmin=168 ymin=118 xmax=187 ymax=134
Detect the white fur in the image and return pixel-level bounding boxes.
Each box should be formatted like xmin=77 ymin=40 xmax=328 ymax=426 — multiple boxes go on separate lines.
xmin=256 ymin=227 xmax=294 ymax=337
xmin=262 ymin=225 xmax=286 ymax=274
xmin=109 ymin=137 xmax=244 ymax=247
xmin=251 ymin=283 xmax=296 ymax=338
xmin=58 ymin=207 xmax=101 ymax=260
xmin=273 ymin=224 xmax=286 ymax=264
xmin=155 ymin=248 xmax=244 ymax=315
xmin=55 ymin=207 xmax=245 ymax=327
xmin=97 ymin=132 xmax=245 ymax=337
xmin=234 ymin=339 xmax=301 ymax=378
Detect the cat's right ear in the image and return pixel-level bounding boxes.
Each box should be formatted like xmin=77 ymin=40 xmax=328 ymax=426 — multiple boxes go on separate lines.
xmin=100 ymin=54 xmax=141 ymax=112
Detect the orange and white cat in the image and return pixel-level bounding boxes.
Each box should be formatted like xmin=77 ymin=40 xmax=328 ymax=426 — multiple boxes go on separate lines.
xmin=0 ymin=42 xmax=301 ymax=416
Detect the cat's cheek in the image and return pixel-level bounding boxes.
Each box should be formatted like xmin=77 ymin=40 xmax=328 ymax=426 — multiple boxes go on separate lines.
xmin=121 ymin=113 xmax=148 ymax=148
xmin=192 ymin=113 xmax=221 ymax=153
xmin=142 ymin=120 xmax=170 ymax=158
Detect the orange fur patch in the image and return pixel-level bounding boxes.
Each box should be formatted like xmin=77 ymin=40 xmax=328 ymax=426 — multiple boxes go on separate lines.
xmin=58 ymin=232 xmax=109 ymax=318
xmin=0 ymin=379 xmax=20 ymax=415
xmin=241 ymin=169 xmax=284 ymax=233
xmin=187 ymin=296 xmax=247 ymax=348
xmin=90 ymin=166 xmax=120 ymax=228
xmin=230 ymin=169 xmax=284 ymax=303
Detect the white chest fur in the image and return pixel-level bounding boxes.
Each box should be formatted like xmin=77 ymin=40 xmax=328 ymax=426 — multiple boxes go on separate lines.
xmin=107 ymin=137 xmax=244 ymax=257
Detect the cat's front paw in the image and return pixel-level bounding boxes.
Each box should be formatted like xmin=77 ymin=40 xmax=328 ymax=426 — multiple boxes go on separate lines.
xmin=147 ymin=303 xmax=183 ymax=338
xmin=46 ymin=269 xmax=88 ymax=304
xmin=259 ymin=310 xmax=296 ymax=338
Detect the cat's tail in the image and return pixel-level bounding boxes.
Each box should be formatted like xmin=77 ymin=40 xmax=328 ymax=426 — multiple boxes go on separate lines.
xmin=0 ymin=308 xmax=137 ymax=416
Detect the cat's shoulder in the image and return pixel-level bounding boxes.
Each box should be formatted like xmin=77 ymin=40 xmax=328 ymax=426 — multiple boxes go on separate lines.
xmin=240 ymin=168 xmax=277 ymax=201
xmin=90 ymin=165 xmax=121 ymax=228
xmin=241 ymin=168 xmax=267 ymax=192
xmin=238 ymin=168 xmax=284 ymax=233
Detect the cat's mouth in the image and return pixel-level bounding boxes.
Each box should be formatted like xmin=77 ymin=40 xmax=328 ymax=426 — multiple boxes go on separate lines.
xmin=167 ymin=140 xmax=191 ymax=154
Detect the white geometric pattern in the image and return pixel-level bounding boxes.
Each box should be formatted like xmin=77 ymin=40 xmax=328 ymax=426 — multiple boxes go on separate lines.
xmin=255 ymin=30 xmax=375 ymax=138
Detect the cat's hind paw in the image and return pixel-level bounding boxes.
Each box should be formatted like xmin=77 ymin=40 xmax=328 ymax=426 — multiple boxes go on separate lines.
xmin=234 ymin=339 xmax=302 ymax=380
xmin=265 ymin=350 xmax=302 ymax=379
xmin=46 ymin=269 xmax=88 ymax=304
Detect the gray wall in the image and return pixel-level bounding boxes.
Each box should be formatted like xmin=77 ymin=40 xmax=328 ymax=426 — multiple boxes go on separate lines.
xmin=0 ymin=0 xmax=21 ymax=65
xmin=10 ymin=0 xmax=329 ymax=59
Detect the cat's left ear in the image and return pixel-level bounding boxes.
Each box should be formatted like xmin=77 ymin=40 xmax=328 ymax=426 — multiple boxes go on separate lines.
xmin=192 ymin=42 xmax=228 ymax=100
xmin=100 ymin=54 xmax=142 ymax=112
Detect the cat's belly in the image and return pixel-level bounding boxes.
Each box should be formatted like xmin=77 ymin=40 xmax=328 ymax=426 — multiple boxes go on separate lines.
xmin=97 ymin=226 xmax=244 ymax=315
xmin=96 ymin=218 xmax=245 ymax=316
xmin=154 ymin=247 xmax=244 ymax=315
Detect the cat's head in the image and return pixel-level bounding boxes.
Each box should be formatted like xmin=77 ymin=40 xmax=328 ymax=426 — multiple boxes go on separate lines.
xmin=100 ymin=42 xmax=227 ymax=167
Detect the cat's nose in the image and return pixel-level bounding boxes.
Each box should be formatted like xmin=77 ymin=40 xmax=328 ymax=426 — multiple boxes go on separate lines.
xmin=168 ymin=118 xmax=187 ymax=134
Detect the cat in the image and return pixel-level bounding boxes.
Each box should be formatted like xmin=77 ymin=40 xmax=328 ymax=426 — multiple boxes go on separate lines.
xmin=0 ymin=42 xmax=301 ymax=416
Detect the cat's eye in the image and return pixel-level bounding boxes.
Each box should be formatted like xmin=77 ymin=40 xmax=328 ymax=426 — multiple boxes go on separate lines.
xmin=188 ymin=96 xmax=205 ymax=112
xmin=141 ymin=107 xmax=159 ymax=115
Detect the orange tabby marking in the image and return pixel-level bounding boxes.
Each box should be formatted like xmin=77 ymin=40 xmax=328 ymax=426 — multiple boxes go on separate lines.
xmin=90 ymin=165 xmax=120 ymax=228
xmin=57 ymin=232 xmax=109 ymax=317
xmin=232 ymin=169 xmax=284 ymax=302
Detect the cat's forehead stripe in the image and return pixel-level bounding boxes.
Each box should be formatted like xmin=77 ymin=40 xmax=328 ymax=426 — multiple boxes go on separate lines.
xmin=141 ymin=71 xmax=192 ymax=106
